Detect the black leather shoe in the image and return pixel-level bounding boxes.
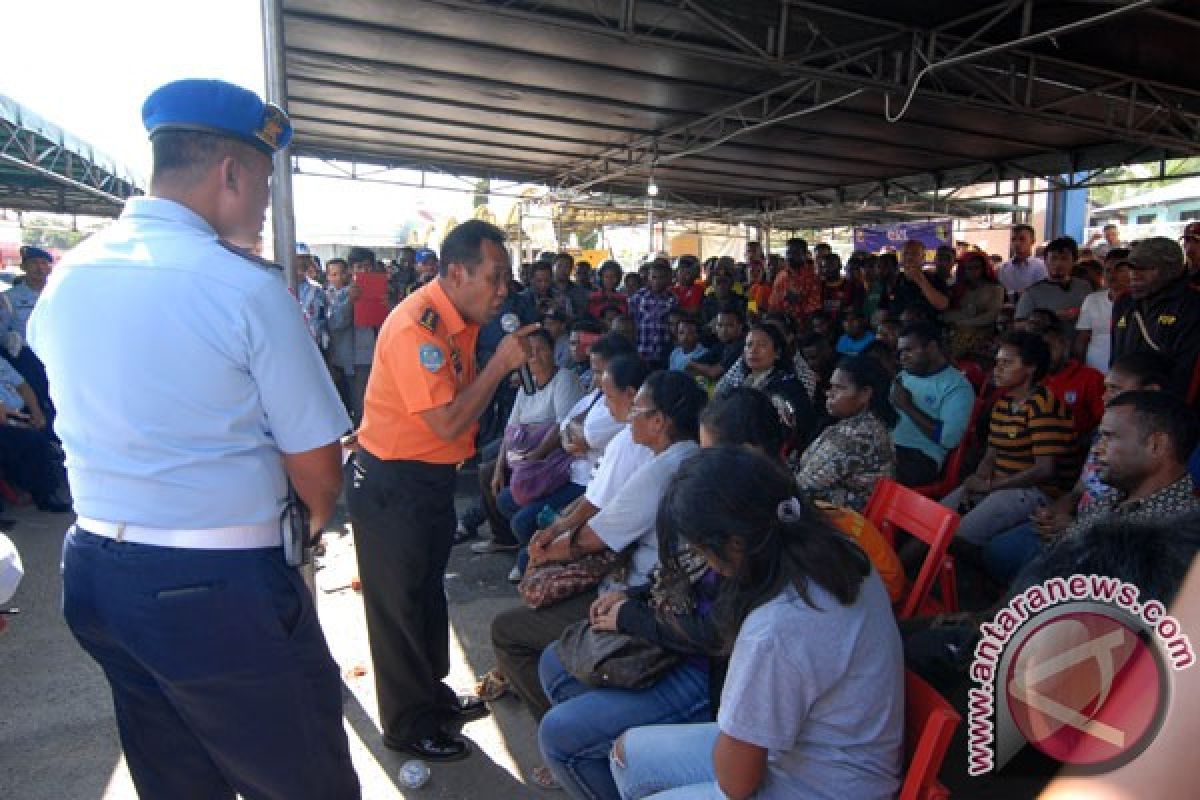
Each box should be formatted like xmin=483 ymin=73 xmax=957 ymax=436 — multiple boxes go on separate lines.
xmin=440 ymin=694 xmax=490 ymax=722
xmin=384 ymin=730 xmax=471 ymax=762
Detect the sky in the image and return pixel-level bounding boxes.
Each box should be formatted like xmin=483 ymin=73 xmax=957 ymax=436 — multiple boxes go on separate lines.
xmin=1 ymin=0 xmax=478 ymax=244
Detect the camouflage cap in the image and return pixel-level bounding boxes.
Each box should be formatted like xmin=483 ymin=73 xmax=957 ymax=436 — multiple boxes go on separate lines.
xmin=1129 ymin=237 xmax=1184 ymax=272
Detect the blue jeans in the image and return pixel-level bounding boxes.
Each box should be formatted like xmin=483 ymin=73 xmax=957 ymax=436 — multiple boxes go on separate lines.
xmin=941 ymin=485 xmax=1048 ymax=546
xmin=983 ymin=522 xmax=1044 ymax=584
xmin=498 ymin=481 xmax=586 ymax=574
xmin=62 ymin=528 xmax=359 ymax=799
xmin=539 ymin=642 xmax=712 ymax=800
xmin=610 ymin=721 xmax=724 ymax=800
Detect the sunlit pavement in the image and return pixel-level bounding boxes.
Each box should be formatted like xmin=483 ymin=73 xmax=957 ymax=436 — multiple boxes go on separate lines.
xmin=0 ymin=490 xmax=549 ymax=799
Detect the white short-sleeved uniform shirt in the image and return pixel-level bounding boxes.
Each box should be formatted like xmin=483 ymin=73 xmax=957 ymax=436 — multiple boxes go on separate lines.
xmin=583 ymin=426 xmax=652 ymax=509
xmin=590 ymin=439 xmax=698 ymax=588
xmin=3 ymin=282 xmax=41 ymax=338
xmin=1077 ymin=289 xmax=1115 ymax=373
xmin=561 ymin=389 xmax=623 ymax=486
xmin=27 ymin=197 xmax=350 ymax=529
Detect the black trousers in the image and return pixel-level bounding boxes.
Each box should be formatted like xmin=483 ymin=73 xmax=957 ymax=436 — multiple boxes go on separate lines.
xmin=478 ymin=457 xmax=516 ymax=545
xmin=0 ymin=424 xmax=64 ymax=503
xmin=477 ymin=374 xmax=517 ymax=450
xmin=348 ymin=451 xmax=459 ymax=742
xmin=895 ymin=445 xmax=941 ymax=487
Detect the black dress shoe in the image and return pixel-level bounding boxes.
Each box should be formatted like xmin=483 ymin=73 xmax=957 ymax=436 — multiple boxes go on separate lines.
xmin=440 ymin=694 xmax=490 ymax=722
xmin=384 ymin=730 xmax=471 ymax=762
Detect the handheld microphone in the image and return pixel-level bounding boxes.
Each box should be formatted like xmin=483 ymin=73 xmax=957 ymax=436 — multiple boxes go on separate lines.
xmin=501 ymin=312 xmax=537 ymax=395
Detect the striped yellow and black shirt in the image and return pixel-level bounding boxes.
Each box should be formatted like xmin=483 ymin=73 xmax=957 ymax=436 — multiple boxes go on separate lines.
xmin=988 ymin=385 xmax=1077 ymax=497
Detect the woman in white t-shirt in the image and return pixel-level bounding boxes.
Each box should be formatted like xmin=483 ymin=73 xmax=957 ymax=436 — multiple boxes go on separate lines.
xmin=611 ymin=446 xmax=904 ymax=800
xmin=1074 ymin=260 xmax=1130 ymax=373
xmin=500 ymin=334 xmax=639 ymax=579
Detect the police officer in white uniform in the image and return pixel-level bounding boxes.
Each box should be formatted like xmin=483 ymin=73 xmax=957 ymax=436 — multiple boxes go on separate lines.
xmin=2 ymin=246 xmax=55 ymax=427
xmin=27 ymin=79 xmax=360 ymax=799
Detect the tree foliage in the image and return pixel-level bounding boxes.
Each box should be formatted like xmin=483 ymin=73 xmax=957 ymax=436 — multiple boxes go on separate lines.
xmin=1087 ymin=157 xmax=1200 ymax=209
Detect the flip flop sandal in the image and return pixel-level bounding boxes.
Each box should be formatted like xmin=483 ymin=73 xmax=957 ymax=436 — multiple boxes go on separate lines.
xmin=531 ymin=765 xmax=562 ymax=791
xmin=474 ymin=668 xmax=510 ymax=702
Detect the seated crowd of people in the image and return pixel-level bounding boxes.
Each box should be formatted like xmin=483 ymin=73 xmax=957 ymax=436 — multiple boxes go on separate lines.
xmin=0 ymin=246 xmax=71 ymax=513
xmin=423 ymin=224 xmax=1200 ymax=798
xmin=9 ymin=217 xmax=1200 ymax=794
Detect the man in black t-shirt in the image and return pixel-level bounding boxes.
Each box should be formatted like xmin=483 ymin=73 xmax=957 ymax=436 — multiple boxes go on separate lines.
xmin=688 ymin=309 xmax=746 ymax=384
xmin=889 ymin=239 xmax=949 ymax=320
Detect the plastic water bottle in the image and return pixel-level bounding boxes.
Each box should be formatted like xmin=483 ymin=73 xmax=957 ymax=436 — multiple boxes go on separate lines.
xmin=536 ymin=505 xmax=558 ymax=529
xmin=398 ymin=759 xmax=430 ymax=790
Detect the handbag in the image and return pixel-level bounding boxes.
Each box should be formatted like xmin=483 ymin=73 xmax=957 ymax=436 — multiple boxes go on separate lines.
xmin=556 ymin=619 xmax=680 ymax=689
xmin=517 ymin=550 xmax=620 ymax=609
xmin=510 ymin=450 xmax=574 ymax=506
xmin=505 ymin=420 xmax=574 ymax=506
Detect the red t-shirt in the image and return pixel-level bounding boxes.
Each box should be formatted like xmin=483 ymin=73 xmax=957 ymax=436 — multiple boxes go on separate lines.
xmin=821 ymin=279 xmax=863 ymax=319
xmin=586 ymin=289 xmax=628 ymax=320
xmin=1043 ymin=360 xmax=1106 ymax=436
xmin=672 ymin=283 xmax=705 ymax=313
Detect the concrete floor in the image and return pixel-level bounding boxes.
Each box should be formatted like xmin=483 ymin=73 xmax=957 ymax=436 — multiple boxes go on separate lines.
xmin=0 ymin=487 xmax=1054 ymax=800
xmin=0 ymin=492 xmax=549 ymax=800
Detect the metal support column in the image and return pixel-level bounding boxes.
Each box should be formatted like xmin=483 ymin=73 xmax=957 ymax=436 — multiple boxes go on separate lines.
xmin=516 ymin=201 xmax=524 ymax=269
xmin=261 ymin=0 xmax=314 ymax=592
xmin=261 ymin=0 xmax=296 ymax=287
xmin=647 ymin=205 xmax=655 ymax=259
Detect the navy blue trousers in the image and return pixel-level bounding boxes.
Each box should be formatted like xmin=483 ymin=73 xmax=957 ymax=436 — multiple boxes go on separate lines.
xmin=0 ymin=424 xmax=64 ymax=504
xmin=62 ymin=528 xmax=360 ymax=800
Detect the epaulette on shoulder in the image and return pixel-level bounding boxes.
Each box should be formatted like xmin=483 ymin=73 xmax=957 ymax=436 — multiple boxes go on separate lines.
xmin=218 ymin=239 xmax=284 ymax=272
xmin=419 ymin=307 xmax=439 ymax=333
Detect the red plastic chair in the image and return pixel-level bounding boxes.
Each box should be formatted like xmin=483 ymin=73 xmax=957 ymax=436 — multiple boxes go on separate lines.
xmin=911 ymin=395 xmax=986 ymax=500
xmin=899 ymin=670 xmax=961 ymax=800
xmin=952 ymin=357 xmax=987 ymax=395
xmin=0 ymin=479 xmax=25 ymax=506
xmin=935 ymin=557 xmax=959 ymax=616
xmin=864 ymin=479 xmax=961 ymax=620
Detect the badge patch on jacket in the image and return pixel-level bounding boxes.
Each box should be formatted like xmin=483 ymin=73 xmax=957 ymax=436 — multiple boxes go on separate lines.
xmin=419 ymin=343 xmax=445 ymax=372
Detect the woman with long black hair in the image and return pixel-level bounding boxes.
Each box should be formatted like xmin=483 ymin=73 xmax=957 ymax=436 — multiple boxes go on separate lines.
xmin=610 ymin=446 xmax=903 ymax=800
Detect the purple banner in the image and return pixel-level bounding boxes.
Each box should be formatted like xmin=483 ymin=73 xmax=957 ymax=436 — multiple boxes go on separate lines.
xmin=852 ymin=220 xmax=952 ymax=253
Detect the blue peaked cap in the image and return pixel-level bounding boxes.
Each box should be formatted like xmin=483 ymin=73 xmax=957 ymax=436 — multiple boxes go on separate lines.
xmin=21 ymin=246 xmax=53 ymax=263
xmin=141 ymin=79 xmax=292 ymax=156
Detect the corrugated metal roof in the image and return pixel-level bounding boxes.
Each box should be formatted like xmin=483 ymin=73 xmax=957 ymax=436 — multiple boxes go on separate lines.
xmin=0 ymin=94 xmax=142 ymax=217
xmin=279 ymin=0 xmax=1200 ymax=226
